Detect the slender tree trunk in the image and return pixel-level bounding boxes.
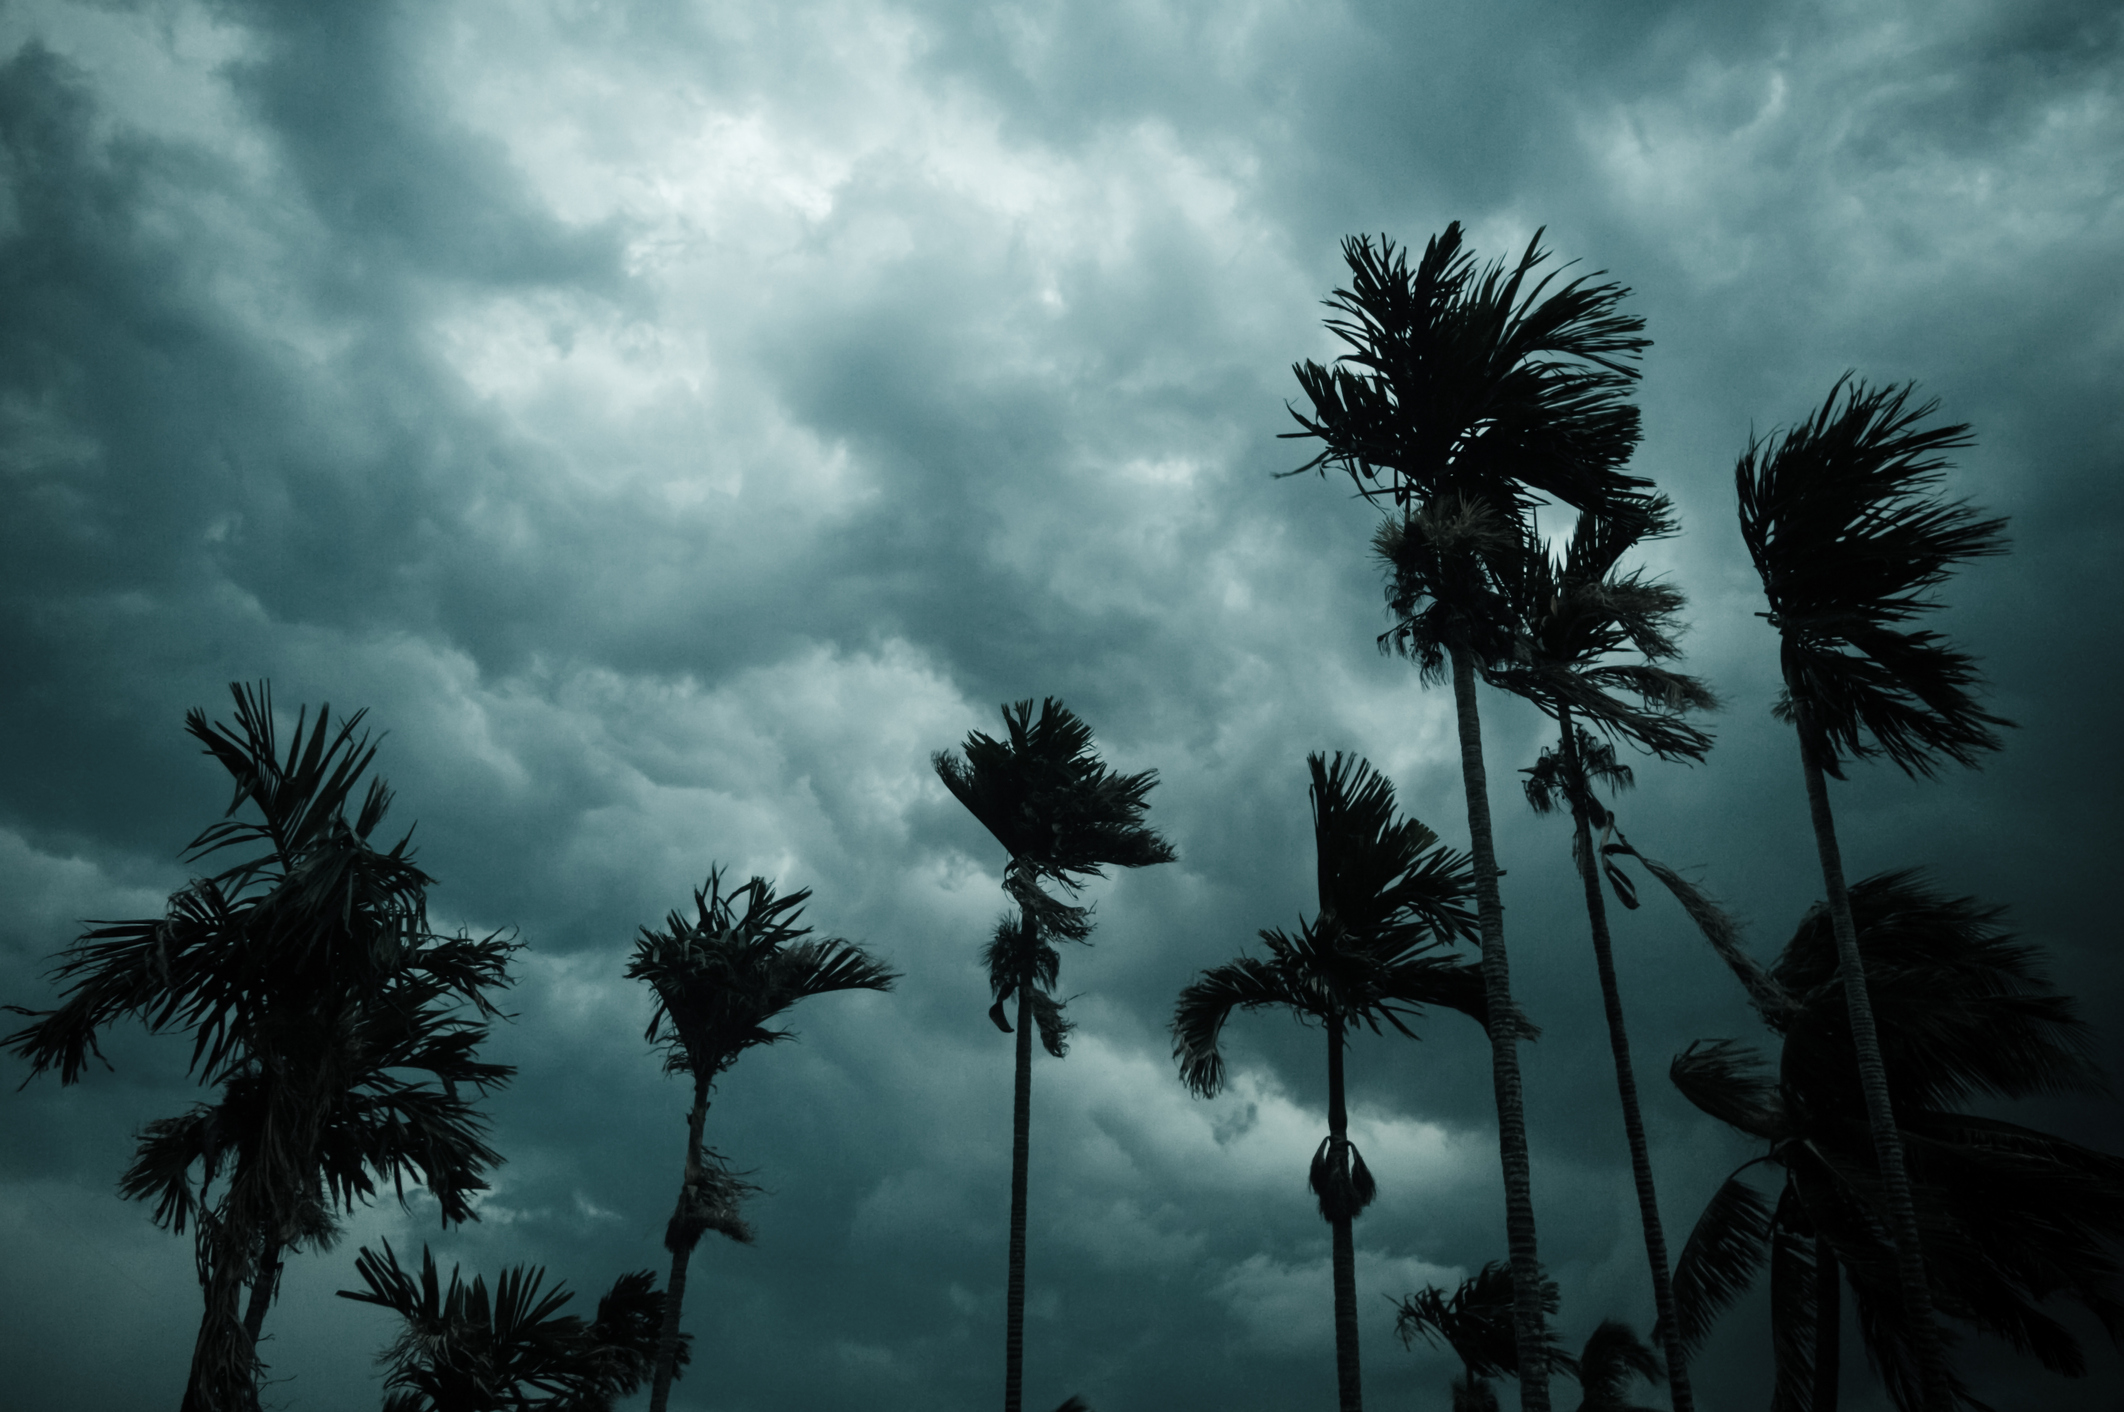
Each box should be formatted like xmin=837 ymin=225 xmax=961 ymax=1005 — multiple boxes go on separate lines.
xmin=649 ymin=1077 xmax=713 ymax=1412
xmin=1447 ymin=645 xmax=1548 ymax=1412
xmin=241 ymin=1242 xmax=280 ymax=1347
xmin=1325 ymin=1017 xmax=1362 ymax=1412
xmin=1813 ymin=1241 xmax=1841 ymax=1412
xmin=180 ymin=1226 xmax=249 ymax=1412
xmin=1558 ymin=716 xmax=1693 ymax=1412
xmin=1795 ymin=725 xmax=1951 ymax=1411
xmin=1004 ymin=951 xmax=1036 ymax=1412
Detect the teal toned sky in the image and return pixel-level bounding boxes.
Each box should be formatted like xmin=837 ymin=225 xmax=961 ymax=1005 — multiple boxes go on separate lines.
xmin=2 ymin=2 xmax=2120 ymax=1409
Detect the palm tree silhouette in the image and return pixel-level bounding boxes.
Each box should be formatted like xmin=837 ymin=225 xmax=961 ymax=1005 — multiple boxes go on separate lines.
xmin=1568 ymin=1321 xmax=1664 ymax=1412
xmin=1736 ymin=375 xmax=2011 ymax=1411
xmin=4 ymin=684 xmax=515 ymax=1412
xmin=1288 ymin=225 xmax=1652 ymax=1412
xmin=1394 ymin=1259 xmax=1567 ymax=1412
xmin=1499 ymin=499 xmax=1715 ymax=1408
xmin=934 ymin=698 xmax=1174 ymax=1412
xmin=1175 ymin=753 xmax=1485 ymax=1412
xmin=336 ymin=1239 xmax=674 ymax=1410
xmin=626 ymin=870 xmax=896 ymax=1412
xmin=1666 ymin=871 xmax=2123 ymax=1409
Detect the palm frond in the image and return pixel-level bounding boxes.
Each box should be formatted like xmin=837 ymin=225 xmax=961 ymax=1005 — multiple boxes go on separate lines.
xmin=1668 ymin=1167 xmax=1776 ymax=1353
xmin=1737 ymin=374 xmax=2011 ymax=777
xmin=1171 ymin=956 xmax=1299 ymax=1097
xmin=1671 ymin=1040 xmax=1787 ymax=1140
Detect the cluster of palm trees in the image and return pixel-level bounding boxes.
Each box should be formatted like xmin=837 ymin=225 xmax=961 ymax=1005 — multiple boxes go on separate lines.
xmin=1244 ymin=224 xmax=2123 ymax=1412
xmin=7 ymin=220 xmax=2123 ymax=1412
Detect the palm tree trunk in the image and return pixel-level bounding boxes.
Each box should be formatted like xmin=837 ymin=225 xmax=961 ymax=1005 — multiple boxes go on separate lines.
xmin=180 ymin=1227 xmax=249 ymax=1412
xmin=1004 ymin=954 xmax=1036 ymax=1412
xmin=1795 ymin=725 xmax=1951 ymax=1411
xmin=649 ymin=1077 xmax=713 ymax=1412
xmin=1448 ymin=644 xmax=1549 ymax=1412
xmin=1813 ymin=1241 xmax=1841 ymax=1412
xmin=240 ymin=1242 xmax=280 ymax=1347
xmin=1558 ymin=716 xmax=1692 ymax=1412
xmin=1325 ymin=1017 xmax=1363 ymax=1412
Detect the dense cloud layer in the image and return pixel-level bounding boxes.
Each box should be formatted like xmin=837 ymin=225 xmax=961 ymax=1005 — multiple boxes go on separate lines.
xmin=3 ymin=1 xmax=2119 ymax=1409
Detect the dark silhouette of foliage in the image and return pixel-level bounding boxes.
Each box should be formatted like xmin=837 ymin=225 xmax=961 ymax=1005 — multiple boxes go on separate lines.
xmin=626 ymin=870 xmax=895 ymax=1412
xmin=1736 ymin=375 xmax=2014 ymax=1412
xmin=337 ymin=1240 xmax=676 ymax=1411
xmin=1668 ymin=871 xmax=2123 ymax=1410
xmin=1287 ymin=224 xmax=1655 ymax=1412
xmin=1178 ymin=753 xmax=1483 ymax=1412
xmin=934 ymin=698 xmax=1172 ymax=1412
xmin=5 ymin=683 xmax=514 ymax=1412
xmin=1394 ymin=1259 xmax=1570 ymax=1412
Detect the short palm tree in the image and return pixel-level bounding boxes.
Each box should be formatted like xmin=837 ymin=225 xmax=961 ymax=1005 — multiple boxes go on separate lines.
xmin=4 ymin=684 xmax=515 ymax=1412
xmin=626 ymin=869 xmax=896 ymax=1412
xmin=1500 ymin=499 xmax=1715 ymax=1410
xmin=1394 ymin=1260 xmax=1567 ymax=1412
xmin=934 ymin=698 xmax=1174 ymax=1412
xmin=337 ymin=1239 xmax=673 ymax=1411
xmin=1289 ymin=227 xmax=1654 ymax=1412
xmin=1667 ymin=871 xmax=2122 ymax=1410
xmin=1175 ymin=753 xmax=1485 ymax=1412
xmin=1736 ymin=376 xmax=2011 ymax=1412
xmin=1569 ymin=1321 xmax=1665 ymax=1412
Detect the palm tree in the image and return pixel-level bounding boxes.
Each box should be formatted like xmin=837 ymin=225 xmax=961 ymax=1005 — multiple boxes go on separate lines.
xmin=934 ymin=698 xmax=1175 ymax=1412
xmin=1394 ymin=1260 xmax=1568 ymax=1412
xmin=626 ymin=869 xmax=896 ymax=1412
xmin=1288 ymin=225 xmax=1652 ymax=1412
xmin=1568 ymin=1321 xmax=1664 ymax=1412
xmin=1175 ymin=753 xmax=1486 ymax=1412
xmin=1499 ymin=499 xmax=1715 ymax=1410
xmin=337 ymin=1239 xmax=674 ymax=1411
xmin=1736 ymin=375 xmax=2012 ymax=1412
xmin=1666 ymin=871 xmax=2123 ymax=1410
xmin=4 ymin=683 xmax=516 ymax=1412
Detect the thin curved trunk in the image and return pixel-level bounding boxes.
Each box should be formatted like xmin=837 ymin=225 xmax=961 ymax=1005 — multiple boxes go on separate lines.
xmin=1447 ymin=645 xmax=1549 ymax=1412
xmin=1558 ymin=715 xmax=1692 ymax=1412
xmin=179 ymin=1228 xmax=249 ymax=1412
xmin=1796 ymin=725 xmax=1951 ymax=1411
xmin=1814 ymin=1241 xmax=1841 ymax=1412
xmin=1326 ymin=1016 xmax=1362 ymax=1412
xmin=648 ymin=1076 xmax=713 ymax=1412
xmin=1004 ymin=949 xmax=1036 ymax=1412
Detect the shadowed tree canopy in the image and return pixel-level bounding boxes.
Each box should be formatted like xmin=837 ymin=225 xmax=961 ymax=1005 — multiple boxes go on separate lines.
xmin=1667 ymin=871 xmax=2124 ymax=1410
xmin=1736 ymin=374 xmax=2011 ymax=779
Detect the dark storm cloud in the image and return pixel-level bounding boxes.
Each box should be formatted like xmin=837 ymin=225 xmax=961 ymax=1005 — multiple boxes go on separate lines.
xmin=2 ymin=0 xmax=2120 ymax=1409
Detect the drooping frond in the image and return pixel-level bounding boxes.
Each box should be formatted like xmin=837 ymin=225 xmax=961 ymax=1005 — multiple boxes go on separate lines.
xmin=1667 ymin=1168 xmax=1777 ymax=1354
xmin=1393 ymin=1259 xmax=1568 ymax=1380
xmin=1670 ymin=1040 xmax=1787 ymax=1141
xmin=1171 ymin=956 xmax=1301 ymax=1098
xmin=1573 ymin=1319 xmax=1665 ymax=1412
xmin=1736 ymin=375 xmax=2010 ymax=777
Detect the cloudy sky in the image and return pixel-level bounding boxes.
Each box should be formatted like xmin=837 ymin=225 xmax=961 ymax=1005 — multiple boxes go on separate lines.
xmin=2 ymin=1 xmax=2120 ymax=1408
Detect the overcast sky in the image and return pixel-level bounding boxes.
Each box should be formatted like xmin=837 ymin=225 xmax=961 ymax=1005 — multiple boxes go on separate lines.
xmin=2 ymin=1 xmax=2120 ymax=1409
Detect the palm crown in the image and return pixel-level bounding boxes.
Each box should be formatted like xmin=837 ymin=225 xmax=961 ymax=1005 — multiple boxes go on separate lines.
xmin=1736 ymin=375 xmax=2011 ymax=777
xmin=1173 ymin=753 xmax=1484 ymax=1100
xmin=1286 ymin=226 xmax=1652 ymax=519
xmin=1667 ymin=871 xmax=2123 ymax=1407
xmin=626 ymin=869 xmax=898 ymax=1085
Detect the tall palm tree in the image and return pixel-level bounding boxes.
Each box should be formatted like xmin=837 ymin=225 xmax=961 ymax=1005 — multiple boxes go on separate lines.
xmin=4 ymin=683 xmax=515 ymax=1412
xmin=337 ymin=1239 xmax=674 ymax=1411
xmin=1736 ymin=376 xmax=2012 ymax=1412
xmin=1288 ymin=226 xmax=1652 ymax=1412
xmin=1175 ymin=753 xmax=1486 ymax=1412
xmin=1394 ymin=1260 xmax=1568 ymax=1412
xmin=1666 ymin=871 xmax=2122 ymax=1410
xmin=934 ymin=698 xmax=1174 ymax=1412
xmin=626 ymin=869 xmax=895 ymax=1412
xmin=1499 ymin=499 xmax=1715 ymax=1409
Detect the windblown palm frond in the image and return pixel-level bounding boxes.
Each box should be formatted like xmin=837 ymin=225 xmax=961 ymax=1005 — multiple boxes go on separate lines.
xmin=1572 ymin=1319 xmax=1664 ymax=1412
xmin=1285 ymin=227 xmax=1651 ymax=519
xmin=339 ymin=1241 xmax=677 ymax=1411
xmin=1737 ymin=375 xmax=2011 ymax=778
xmin=1393 ymin=1260 xmax=1571 ymax=1381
